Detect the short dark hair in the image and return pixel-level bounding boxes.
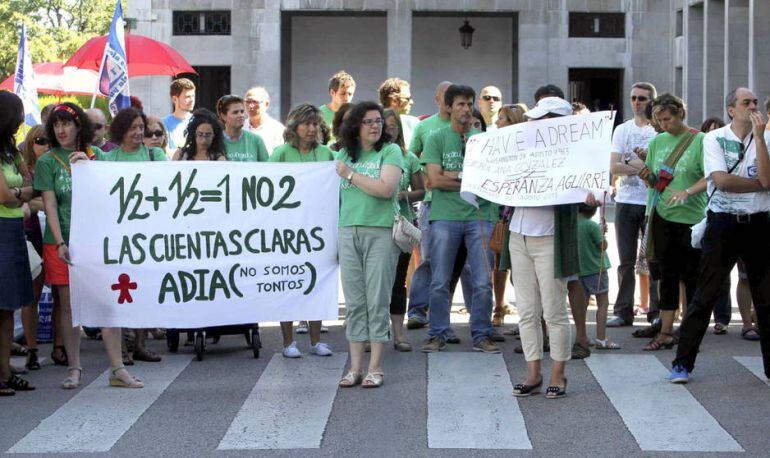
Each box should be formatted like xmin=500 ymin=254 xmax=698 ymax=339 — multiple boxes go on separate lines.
xmin=283 ymin=103 xmax=323 ymax=149
xmin=472 ymin=108 xmax=487 ymax=132
xmin=578 ymin=203 xmax=598 ymax=218
xmin=0 ymin=91 xmax=24 ymax=164
xmin=379 ymin=77 xmax=408 ymax=107
xmin=444 ymin=84 xmax=476 ymax=108
xmin=216 ymin=94 xmax=244 ymax=117
xmin=631 ymin=82 xmax=657 ymax=100
xmin=534 ymin=84 xmax=565 ymax=102
xmin=339 ymin=101 xmax=391 ymax=162
xmin=170 ymin=78 xmax=195 ymax=98
xmin=110 ymin=107 xmax=147 ymax=145
xmin=46 ymin=102 xmax=94 ymax=152
xmin=700 ymin=117 xmax=726 ymax=133
xmin=179 ymin=109 xmax=226 ymax=161
xmin=332 ymin=103 xmax=354 ymax=140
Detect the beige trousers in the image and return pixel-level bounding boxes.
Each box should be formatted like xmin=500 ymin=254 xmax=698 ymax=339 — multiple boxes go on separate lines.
xmin=509 ymin=232 xmax=571 ymax=362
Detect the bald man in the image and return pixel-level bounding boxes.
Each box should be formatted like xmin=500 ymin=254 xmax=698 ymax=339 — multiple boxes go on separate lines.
xmin=243 ymin=86 xmax=285 ymax=155
xmin=478 ymin=86 xmax=503 ymax=129
xmin=85 ymin=108 xmax=117 ymax=152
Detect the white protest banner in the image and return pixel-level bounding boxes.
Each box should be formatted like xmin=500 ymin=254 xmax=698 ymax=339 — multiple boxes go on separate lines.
xmin=460 ymin=111 xmax=616 ymax=206
xmin=69 ymin=161 xmax=339 ymax=328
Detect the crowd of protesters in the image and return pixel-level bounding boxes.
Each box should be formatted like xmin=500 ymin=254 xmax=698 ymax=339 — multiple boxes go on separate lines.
xmin=1 ymin=69 xmax=768 ymax=397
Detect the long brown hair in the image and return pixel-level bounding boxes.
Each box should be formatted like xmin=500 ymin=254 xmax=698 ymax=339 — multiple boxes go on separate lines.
xmin=22 ymin=125 xmax=47 ymax=171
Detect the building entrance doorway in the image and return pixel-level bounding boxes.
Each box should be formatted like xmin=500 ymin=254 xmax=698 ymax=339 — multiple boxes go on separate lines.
xmin=176 ymin=66 xmax=231 ymax=113
xmin=568 ymin=68 xmax=623 ymax=123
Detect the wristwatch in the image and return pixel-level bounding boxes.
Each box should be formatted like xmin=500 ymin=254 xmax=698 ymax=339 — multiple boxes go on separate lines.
xmin=13 ymin=187 xmax=21 ymax=199
xmin=346 ymin=171 xmax=354 ymax=183
xmin=457 ymin=172 xmax=463 ymax=180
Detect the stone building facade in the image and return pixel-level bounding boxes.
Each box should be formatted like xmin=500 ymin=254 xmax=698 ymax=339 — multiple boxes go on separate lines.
xmin=125 ymin=1 xmax=763 ymax=124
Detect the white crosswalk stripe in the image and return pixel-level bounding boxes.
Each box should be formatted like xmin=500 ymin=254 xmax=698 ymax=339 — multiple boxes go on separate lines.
xmin=8 ymin=355 xmax=192 ymax=454
xmin=586 ymin=354 xmax=743 ymax=452
xmin=217 ymin=352 xmax=347 ymax=450
xmin=427 ymin=352 xmax=532 ymax=449
xmin=734 ymin=356 xmax=770 ymax=386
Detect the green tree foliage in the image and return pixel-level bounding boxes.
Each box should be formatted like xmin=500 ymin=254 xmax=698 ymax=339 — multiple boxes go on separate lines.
xmin=0 ymin=0 xmax=124 ymax=80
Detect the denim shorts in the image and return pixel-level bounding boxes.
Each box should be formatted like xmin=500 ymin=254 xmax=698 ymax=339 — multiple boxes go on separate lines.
xmin=579 ymin=271 xmax=609 ymax=296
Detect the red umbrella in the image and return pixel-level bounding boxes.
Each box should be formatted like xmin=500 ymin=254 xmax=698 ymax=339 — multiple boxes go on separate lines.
xmin=64 ymin=33 xmax=196 ymax=77
xmin=0 ymin=62 xmax=99 ymax=96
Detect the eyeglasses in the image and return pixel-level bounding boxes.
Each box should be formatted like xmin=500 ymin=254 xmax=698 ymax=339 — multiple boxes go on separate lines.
xmin=145 ymin=130 xmax=164 ymax=138
xmin=482 ymin=95 xmax=501 ymax=102
xmin=244 ymin=99 xmax=265 ymax=105
xmin=33 ymin=137 xmax=49 ymax=146
xmin=361 ymin=118 xmax=383 ymax=126
xmin=196 ymin=132 xmax=214 ymax=139
xmin=93 ymin=123 xmax=105 ymax=130
xmin=631 ymin=95 xmax=649 ymax=102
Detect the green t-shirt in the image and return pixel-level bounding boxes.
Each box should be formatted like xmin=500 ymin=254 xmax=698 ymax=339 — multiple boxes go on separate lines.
xmin=337 ymin=143 xmax=404 ymax=227
xmin=397 ymin=151 xmax=421 ymax=220
xmin=96 ymin=145 xmax=168 ymax=162
xmin=420 ymin=126 xmax=497 ymax=222
xmin=34 ymin=146 xmax=103 ymax=244
xmin=319 ymin=105 xmax=335 ymax=130
xmin=0 ymin=155 xmax=24 ymax=218
xmin=409 ymin=113 xmax=450 ymax=156
xmin=577 ymin=216 xmax=611 ymax=276
xmin=645 ymin=131 xmax=707 ymax=225
xmin=268 ymin=143 xmax=335 ymax=163
xmin=225 ymin=130 xmax=269 ymax=162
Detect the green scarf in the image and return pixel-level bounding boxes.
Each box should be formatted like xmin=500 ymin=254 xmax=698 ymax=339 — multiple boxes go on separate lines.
xmin=554 ymin=204 xmax=579 ymax=279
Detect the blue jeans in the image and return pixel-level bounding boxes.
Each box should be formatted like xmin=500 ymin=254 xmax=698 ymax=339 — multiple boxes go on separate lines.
xmin=408 ymin=204 xmax=473 ymax=323
xmin=427 ymin=220 xmax=494 ymax=343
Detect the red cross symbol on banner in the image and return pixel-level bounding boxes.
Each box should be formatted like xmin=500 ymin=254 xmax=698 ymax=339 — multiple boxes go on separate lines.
xmin=111 ymin=273 xmax=137 ymax=304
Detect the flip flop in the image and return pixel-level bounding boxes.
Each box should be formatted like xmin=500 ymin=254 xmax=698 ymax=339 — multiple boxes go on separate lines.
xmin=362 ymin=372 xmax=384 ymax=388
xmin=741 ymin=328 xmax=760 ymax=341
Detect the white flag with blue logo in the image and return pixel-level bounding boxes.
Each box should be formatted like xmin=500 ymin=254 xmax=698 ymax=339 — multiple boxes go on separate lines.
xmin=13 ymin=24 xmax=41 ymax=126
xmin=97 ymin=0 xmax=130 ymax=116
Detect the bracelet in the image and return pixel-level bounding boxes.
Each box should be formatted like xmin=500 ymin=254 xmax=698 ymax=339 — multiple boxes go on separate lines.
xmin=58 ymin=241 xmax=67 ymax=247
xmin=13 ymin=187 xmax=21 ymax=199
xmin=346 ymin=171 xmax=354 ymax=183
xmin=684 ymin=188 xmax=692 ymax=195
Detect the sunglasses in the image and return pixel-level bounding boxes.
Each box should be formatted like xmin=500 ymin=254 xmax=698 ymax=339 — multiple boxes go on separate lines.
xmin=33 ymin=136 xmax=49 ymax=146
xmin=631 ymin=95 xmax=649 ymax=102
xmin=482 ymin=95 xmax=501 ymax=102
xmin=145 ymin=130 xmax=164 ymax=138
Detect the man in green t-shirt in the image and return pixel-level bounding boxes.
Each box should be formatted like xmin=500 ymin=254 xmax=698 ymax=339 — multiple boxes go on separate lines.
xmin=420 ymin=84 xmax=500 ymax=354
xmin=319 ymin=70 xmax=356 ymax=132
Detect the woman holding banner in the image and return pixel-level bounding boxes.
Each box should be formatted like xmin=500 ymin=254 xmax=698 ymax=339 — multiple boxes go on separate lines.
xmin=36 ymin=103 xmax=143 ymax=389
xmin=173 ymin=109 xmax=227 ymax=161
xmin=268 ymin=103 xmax=335 ymax=358
xmin=0 ymin=92 xmax=37 ymax=395
xmin=637 ymin=94 xmax=706 ymax=351
xmin=335 ymin=101 xmax=403 ymax=388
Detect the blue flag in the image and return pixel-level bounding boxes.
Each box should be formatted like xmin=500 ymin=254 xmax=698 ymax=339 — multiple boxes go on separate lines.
xmin=14 ymin=24 xmax=41 ymax=126
xmin=98 ymin=0 xmax=130 ymax=116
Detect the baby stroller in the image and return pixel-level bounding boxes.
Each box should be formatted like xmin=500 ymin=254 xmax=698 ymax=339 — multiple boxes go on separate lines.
xmin=166 ymin=324 xmax=261 ymax=361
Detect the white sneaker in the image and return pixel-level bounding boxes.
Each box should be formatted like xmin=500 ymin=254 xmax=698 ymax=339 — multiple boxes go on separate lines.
xmin=309 ymin=342 xmax=333 ymax=356
xmin=296 ymin=322 xmax=309 ymax=334
xmin=282 ymin=341 xmax=301 ymax=358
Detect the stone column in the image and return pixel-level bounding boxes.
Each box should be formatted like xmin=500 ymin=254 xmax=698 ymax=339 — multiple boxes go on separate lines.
xmin=750 ymin=0 xmax=770 ymax=104
xmin=703 ymin=0 xmax=725 ymax=119
xmin=724 ymin=0 xmax=749 ymax=99
xmin=251 ymin=2 xmax=282 ymax=117
xmin=517 ymin=8 xmax=550 ymax=106
xmin=684 ymin=3 xmax=704 ymax=123
xmin=387 ymin=0 xmax=412 ymax=81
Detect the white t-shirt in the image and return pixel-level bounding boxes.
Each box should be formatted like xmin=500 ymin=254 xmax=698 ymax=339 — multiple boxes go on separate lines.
xmin=704 ymin=124 xmax=770 ymax=214
xmin=400 ymin=114 xmax=420 ymax=151
xmin=611 ymin=119 xmax=657 ymax=205
xmin=509 ymin=206 xmax=554 ymax=237
xmin=244 ymin=115 xmax=285 ymax=155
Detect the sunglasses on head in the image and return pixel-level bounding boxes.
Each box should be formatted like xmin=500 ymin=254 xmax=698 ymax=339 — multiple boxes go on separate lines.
xmin=631 ymin=95 xmax=649 ymax=102
xmin=145 ymin=130 xmax=164 ymax=138
xmin=33 ymin=137 xmax=49 ymax=146
xmin=482 ymin=95 xmax=501 ymax=102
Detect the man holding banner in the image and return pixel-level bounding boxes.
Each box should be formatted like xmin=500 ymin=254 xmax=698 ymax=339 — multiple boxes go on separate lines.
xmin=459 ymin=96 xmax=614 ymax=398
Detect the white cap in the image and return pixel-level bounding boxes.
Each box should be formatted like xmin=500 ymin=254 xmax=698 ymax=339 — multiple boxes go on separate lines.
xmin=525 ymin=97 xmax=573 ymax=119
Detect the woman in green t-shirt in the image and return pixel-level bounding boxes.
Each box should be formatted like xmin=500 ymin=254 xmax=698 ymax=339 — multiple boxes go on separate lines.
xmin=383 ymin=108 xmax=424 ymax=352
xmin=36 ymin=103 xmax=142 ymax=390
xmin=0 ymin=92 xmax=37 ymax=395
xmin=638 ymin=94 xmax=707 ymax=351
xmin=269 ymin=104 xmax=336 ymax=358
xmin=216 ymin=95 xmax=269 ymax=161
xmin=173 ymin=109 xmax=227 ymax=161
xmin=335 ymin=102 xmax=403 ymax=388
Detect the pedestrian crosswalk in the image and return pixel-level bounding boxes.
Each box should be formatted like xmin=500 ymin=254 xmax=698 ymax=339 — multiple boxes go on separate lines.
xmin=5 ymin=352 xmax=768 ymax=454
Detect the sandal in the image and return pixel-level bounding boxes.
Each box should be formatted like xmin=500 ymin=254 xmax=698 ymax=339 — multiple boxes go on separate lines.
xmin=741 ymin=327 xmax=760 ymax=341
xmin=51 ymin=345 xmax=68 ymax=366
xmin=393 ymin=341 xmax=413 ymax=352
xmin=512 ymin=376 xmax=542 ymax=397
xmin=642 ymin=333 xmax=677 ymax=351
xmin=122 ymin=347 xmax=135 ymax=366
xmin=109 ymin=366 xmax=144 ymax=389
xmin=339 ymin=371 xmax=363 ymax=388
xmin=26 ymin=348 xmax=41 ymax=370
xmin=713 ymin=323 xmax=728 ymax=335
xmin=571 ymin=342 xmax=591 ymax=359
xmin=594 ymin=339 xmax=621 ymax=350
xmin=362 ymin=372 xmax=384 ymax=388
xmin=5 ymin=374 xmax=35 ymax=391
xmin=545 ymin=378 xmax=568 ymax=399
xmin=133 ymin=348 xmax=162 ymax=362
xmin=11 ymin=342 xmax=28 ymax=357
xmin=62 ymin=367 xmax=83 ymax=390
xmin=0 ymin=380 xmax=15 ymax=396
